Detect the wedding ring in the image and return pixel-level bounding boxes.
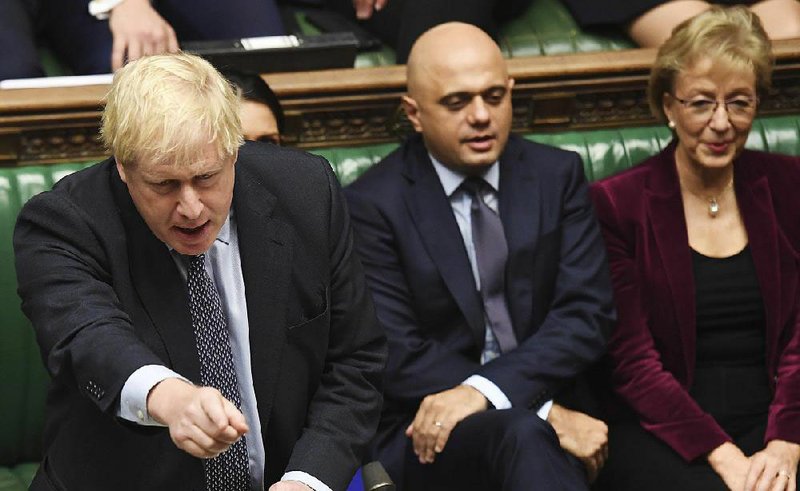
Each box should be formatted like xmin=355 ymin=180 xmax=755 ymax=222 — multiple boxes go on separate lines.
xmin=434 ymin=421 xmax=443 ymax=428
xmin=777 ymin=469 xmax=790 ymax=478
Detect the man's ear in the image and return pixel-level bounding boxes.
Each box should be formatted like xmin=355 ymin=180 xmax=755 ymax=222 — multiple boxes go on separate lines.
xmin=115 ymin=158 xmax=128 ymax=183
xmin=402 ymin=95 xmax=424 ymax=132
xmin=507 ymin=77 xmax=515 ymax=92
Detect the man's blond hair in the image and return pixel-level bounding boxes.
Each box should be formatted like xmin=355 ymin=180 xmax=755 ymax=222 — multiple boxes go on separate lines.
xmin=648 ymin=5 xmax=773 ymax=121
xmin=102 ymin=52 xmax=243 ymax=167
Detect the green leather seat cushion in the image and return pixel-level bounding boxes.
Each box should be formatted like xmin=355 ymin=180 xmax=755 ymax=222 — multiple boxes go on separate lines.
xmin=0 ymin=464 xmax=38 ymax=491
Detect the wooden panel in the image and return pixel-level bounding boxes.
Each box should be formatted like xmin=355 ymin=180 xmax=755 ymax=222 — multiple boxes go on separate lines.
xmin=1 ymin=40 xmax=799 ymax=165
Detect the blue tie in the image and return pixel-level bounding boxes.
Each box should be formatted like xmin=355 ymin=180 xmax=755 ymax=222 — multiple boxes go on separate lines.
xmin=460 ymin=178 xmax=518 ymax=360
xmin=187 ymin=254 xmax=251 ymax=491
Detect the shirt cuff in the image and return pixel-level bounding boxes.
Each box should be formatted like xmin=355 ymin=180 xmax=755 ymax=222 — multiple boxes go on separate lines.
xmin=281 ymin=471 xmax=333 ymax=491
xmin=117 ymin=365 xmax=186 ymax=426
xmin=88 ymin=0 xmax=126 ymax=20
xmin=462 ymin=375 xmax=511 ymax=410
xmin=536 ymin=399 xmax=553 ymax=420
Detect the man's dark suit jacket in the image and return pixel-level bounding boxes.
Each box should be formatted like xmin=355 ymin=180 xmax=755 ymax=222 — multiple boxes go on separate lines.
xmin=344 ymin=133 xmax=615 ymax=484
xmin=590 ymin=142 xmax=800 ymax=462
xmin=14 ymin=142 xmax=386 ymax=490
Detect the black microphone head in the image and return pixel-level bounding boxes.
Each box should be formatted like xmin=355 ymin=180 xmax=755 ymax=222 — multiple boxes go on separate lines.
xmin=361 ymin=461 xmax=396 ymax=491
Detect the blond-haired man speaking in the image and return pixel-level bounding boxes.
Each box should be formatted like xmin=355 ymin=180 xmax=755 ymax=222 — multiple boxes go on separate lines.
xmin=15 ymin=52 xmax=385 ymax=491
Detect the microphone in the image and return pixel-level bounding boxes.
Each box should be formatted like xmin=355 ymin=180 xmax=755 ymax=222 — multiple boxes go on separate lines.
xmin=361 ymin=461 xmax=395 ymax=491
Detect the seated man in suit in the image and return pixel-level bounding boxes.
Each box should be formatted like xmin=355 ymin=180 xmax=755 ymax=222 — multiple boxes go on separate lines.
xmin=345 ymin=22 xmax=615 ymax=491
xmin=14 ymin=52 xmax=386 ymax=491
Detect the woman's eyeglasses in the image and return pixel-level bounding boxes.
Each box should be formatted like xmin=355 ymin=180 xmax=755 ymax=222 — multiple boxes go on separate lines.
xmin=672 ymin=95 xmax=758 ymax=124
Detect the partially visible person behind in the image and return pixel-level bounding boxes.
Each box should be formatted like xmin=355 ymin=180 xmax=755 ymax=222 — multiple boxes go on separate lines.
xmin=591 ymin=6 xmax=800 ymax=491
xmin=25 ymin=0 xmax=385 ymax=75
xmin=562 ymin=0 xmax=800 ymax=48
xmin=326 ymin=0 xmax=534 ymax=63
xmin=0 ymin=0 xmax=43 ymax=80
xmin=346 ymin=22 xmax=614 ymax=491
xmin=223 ymin=71 xmax=284 ymax=145
xmin=14 ymin=51 xmax=386 ymax=491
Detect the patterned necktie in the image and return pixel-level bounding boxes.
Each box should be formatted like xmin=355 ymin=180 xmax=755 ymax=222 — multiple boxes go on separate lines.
xmin=460 ymin=177 xmax=518 ymax=358
xmin=187 ymin=254 xmax=251 ymax=491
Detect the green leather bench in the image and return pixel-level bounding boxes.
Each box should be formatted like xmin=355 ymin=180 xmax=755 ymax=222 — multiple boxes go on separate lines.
xmin=2 ymin=114 xmax=798 ymax=490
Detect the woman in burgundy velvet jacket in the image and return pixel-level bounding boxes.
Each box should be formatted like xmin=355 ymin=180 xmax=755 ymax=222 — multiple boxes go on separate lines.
xmin=590 ymin=7 xmax=800 ymax=491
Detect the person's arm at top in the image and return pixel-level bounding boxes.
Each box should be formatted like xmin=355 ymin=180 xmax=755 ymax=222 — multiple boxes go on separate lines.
xmin=88 ymin=0 xmax=178 ymax=70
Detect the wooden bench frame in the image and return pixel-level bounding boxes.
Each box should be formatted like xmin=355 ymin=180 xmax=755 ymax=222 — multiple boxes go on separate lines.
xmin=1 ymin=39 xmax=799 ymax=165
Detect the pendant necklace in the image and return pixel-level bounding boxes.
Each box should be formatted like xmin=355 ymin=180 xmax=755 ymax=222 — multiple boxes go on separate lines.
xmin=704 ymin=179 xmax=734 ymax=218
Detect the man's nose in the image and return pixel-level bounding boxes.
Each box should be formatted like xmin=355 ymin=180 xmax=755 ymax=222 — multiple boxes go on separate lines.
xmin=176 ymin=185 xmax=203 ymax=220
xmin=468 ymin=97 xmax=491 ymax=125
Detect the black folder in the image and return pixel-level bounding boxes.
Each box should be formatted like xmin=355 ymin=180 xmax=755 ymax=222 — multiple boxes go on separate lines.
xmin=182 ymin=32 xmax=359 ymax=74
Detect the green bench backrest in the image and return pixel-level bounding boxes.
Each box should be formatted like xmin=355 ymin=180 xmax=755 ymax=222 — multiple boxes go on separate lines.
xmin=1 ymin=114 xmax=798 ymax=473
xmin=0 ymin=164 xmax=94 ymax=484
xmin=318 ymin=115 xmax=800 ymax=186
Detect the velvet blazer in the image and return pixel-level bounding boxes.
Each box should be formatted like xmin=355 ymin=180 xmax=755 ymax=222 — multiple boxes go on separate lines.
xmin=590 ymin=142 xmax=800 ymax=462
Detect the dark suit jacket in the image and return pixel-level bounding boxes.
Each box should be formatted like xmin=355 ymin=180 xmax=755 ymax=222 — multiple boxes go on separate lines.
xmin=14 ymin=142 xmax=386 ymax=491
xmin=590 ymin=142 xmax=800 ymax=462
xmin=344 ymin=134 xmax=615 ymax=483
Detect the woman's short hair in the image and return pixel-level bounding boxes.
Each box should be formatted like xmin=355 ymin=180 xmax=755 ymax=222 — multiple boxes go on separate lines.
xmin=648 ymin=5 xmax=773 ymax=121
xmin=102 ymin=52 xmax=244 ymax=168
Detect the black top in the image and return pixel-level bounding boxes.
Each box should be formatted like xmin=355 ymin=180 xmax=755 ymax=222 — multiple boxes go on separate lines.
xmin=690 ymin=246 xmax=770 ymax=436
xmin=692 ymin=246 xmax=765 ymax=367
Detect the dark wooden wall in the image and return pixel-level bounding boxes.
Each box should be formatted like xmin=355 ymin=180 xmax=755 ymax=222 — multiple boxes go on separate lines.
xmin=1 ymin=40 xmax=798 ymax=165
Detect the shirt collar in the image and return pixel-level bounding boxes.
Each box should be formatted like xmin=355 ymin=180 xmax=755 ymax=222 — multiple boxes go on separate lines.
xmin=216 ymin=210 xmax=232 ymax=246
xmin=429 ymin=154 xmax=500 ymax=197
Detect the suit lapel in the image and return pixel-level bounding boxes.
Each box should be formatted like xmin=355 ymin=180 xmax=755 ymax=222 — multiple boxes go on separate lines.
xmin=231 ymin=162 xmax=290 ymax=434
xmin=498 ymin=137 xmax=540 ymax=341
xmin=735 ymin=154 xmax=781 ymax=365
xmin=402 ymin=137 xmax=485 ymax=344
xmin=113 ymin=166 xmax=201 ymax=382
xmin=645 ymin=148 xmax=696 ymax=377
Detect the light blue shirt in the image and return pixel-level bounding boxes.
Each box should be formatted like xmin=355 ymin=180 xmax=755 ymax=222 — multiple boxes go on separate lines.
xmin=118 ymin=212 xmax=330 ymax=491
xmin=429 ymin=155 xmax=552 ymax=419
